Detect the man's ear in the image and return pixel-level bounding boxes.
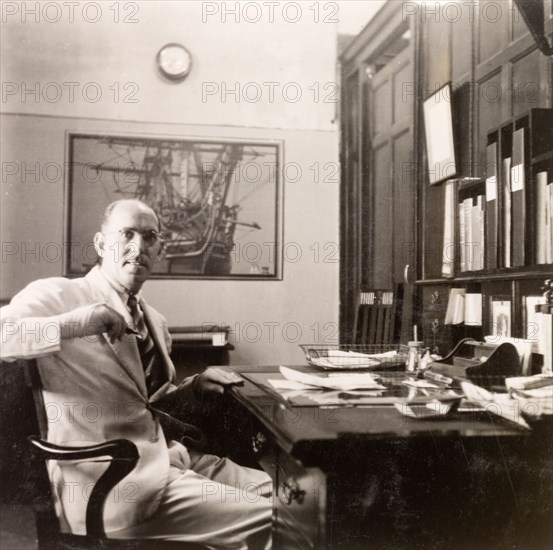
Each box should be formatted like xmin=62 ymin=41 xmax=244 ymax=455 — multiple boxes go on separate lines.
xmin=93 ymin=232 xmax=105 ymax=258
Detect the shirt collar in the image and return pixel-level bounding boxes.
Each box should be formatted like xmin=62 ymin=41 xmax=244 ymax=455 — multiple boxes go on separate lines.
xmin=97 ymin=267 xmax=142 ymax=303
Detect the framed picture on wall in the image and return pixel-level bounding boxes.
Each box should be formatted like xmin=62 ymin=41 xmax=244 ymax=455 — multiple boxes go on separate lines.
xmin=65 ymin=132 xmax=283 ymax=279
xmin=490 ymin=297 xmax=511 ymax=338
xmin=423 ymin=83 xmax=458 ymax=185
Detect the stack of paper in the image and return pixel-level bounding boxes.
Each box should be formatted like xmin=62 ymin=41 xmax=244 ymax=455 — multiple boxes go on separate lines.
xmin=278 ymin=366 xmax=385 ymax=391
xmin=306 ymin=350 xmax=394 ymax=370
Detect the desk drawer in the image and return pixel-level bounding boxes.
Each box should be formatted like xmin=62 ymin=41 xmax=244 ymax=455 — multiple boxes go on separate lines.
xmin=274 ymin=449 xmax=326 ymax=549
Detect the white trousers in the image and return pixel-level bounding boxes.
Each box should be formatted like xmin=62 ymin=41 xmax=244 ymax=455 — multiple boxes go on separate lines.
xmin=109 ymin=441 xmax=272 ymax=550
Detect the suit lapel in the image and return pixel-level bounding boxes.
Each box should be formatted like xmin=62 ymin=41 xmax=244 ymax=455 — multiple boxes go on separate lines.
xmin=105 ymin=337 xmax=148 ymax=399
xmin=84 ymin=267 xmax=148 ymax=399
xmin=140 ymin=298 xmax=177 ymax=385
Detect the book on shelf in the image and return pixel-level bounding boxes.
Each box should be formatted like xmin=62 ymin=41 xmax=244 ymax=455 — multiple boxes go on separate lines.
xmin=502 ymin=157 xmax=512 ymax=268
xmin=458 ymin=201 xmax=466 ymax=272
xmin=465 ymin=293 xmax=483 ymax=326
xmin=463 ymin=197 xmax=473 ymax=270
xmin=442 ymin=179 xmax=456 ymax=277
xmin=511 ymin=127 xmax=525 ymax=267
xmin=444 ymin=288 xmax=482 ymax=326
xmin=485 ymin=142 xmax=498 ymax=269
xmin=444 ymin=288 xmax=466 ymax=324
xmin=472 ymin=195 xmax=485 ymax=271
xmin=458 ymin=194 xmax=484 ymax=272
xmin=536 ymin=171 xmax=553 ymax=264
xmin=550 ymin=181 xmax=553 ymax=264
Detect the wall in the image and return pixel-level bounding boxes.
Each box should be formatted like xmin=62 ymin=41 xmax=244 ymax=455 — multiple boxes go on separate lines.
xmin=0 ymin=1 xmax=340 ymax=366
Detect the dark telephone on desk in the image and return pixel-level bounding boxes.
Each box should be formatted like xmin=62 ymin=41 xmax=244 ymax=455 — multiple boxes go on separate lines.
xmin=425 ymin=338 xmax=521 ymax=388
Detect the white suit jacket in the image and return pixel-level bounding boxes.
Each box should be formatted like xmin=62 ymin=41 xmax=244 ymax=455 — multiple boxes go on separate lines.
xmin=0 ymin=266 xmax=197 ymax=534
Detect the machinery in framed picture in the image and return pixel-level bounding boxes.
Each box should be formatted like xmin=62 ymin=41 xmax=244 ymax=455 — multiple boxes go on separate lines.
xmin=65 ymin=133 xmax=283 ymax=279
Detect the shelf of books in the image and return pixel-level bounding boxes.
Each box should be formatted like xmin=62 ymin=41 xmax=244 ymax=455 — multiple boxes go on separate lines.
xmin=433 ymin=108 xmax=553 ymax=280
xmin=418 ymin=109 xmax=552 ymax=366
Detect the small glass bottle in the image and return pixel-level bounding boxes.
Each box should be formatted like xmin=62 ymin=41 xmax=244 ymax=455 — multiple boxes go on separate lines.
xmin=406 ymin=341 xmax=424 ymax=372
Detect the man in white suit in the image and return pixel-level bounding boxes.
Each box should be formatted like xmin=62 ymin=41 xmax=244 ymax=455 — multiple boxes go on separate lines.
xmin=0 ymin=199 xmax=272 ymax=549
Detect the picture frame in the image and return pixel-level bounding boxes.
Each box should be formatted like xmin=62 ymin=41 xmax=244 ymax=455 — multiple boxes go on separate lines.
xmin=489 ymin=297 xmax=512 ymax=339
xmin=65 ymin=132 xmax=283 ymax=280
xmin=423 ymin=82 xmax=458 ymax=185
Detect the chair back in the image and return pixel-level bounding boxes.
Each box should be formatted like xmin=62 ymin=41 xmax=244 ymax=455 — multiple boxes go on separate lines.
xmin=0 ymin=360 xmax=46 ymax=500
xmin=0 ymin=359 xmax=60 ymax=545
xmin=352 ymin=287 xmax=402 ymax=346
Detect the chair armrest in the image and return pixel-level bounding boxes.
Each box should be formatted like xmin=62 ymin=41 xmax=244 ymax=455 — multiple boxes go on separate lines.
xmin=28 ymin=436 xmax=139 ymax=539
xmin=28 ymin=436 xmax=139 ymax=462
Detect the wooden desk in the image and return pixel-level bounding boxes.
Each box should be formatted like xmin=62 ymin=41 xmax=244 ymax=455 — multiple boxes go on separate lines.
xmin=224 ymin=367 xmax=553 ymax=550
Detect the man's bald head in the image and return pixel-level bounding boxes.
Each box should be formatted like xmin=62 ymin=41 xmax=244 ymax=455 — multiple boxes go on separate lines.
xmin=101 ymin=200 xmax=161 ymax=232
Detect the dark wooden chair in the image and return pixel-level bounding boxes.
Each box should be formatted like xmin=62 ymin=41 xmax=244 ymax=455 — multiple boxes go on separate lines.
xmin=352 ymin=287 xmax=403 ymax=346
xmin=0 ymin=359 xmax=207 ymax=550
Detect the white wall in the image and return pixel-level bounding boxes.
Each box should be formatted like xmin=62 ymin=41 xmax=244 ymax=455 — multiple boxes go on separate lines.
xmin=1 ymin=0 xmax=341 ymax=366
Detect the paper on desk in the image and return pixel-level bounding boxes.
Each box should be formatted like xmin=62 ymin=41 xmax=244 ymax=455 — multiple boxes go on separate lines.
xmin=460 ymin=381 xmax=531 ymax=428
xmin=308 ymin=350 xmax=397 ymax=369
xmin=268 ymin=379 xmax=385 ymax=395
xmin=269 ymin=379 xmax=316 ymax=391
xmin=267 ymin=381 xmax=386 ymax=406
xmin=509 ymin=384 xmax=553 ymax=415
xmin=279 ymin=366 xmax=385 ymax=391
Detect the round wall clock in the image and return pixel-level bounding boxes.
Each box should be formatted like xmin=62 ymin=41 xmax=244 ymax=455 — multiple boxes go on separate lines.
xmin=157 ymin=43 xmax=192 ymax=81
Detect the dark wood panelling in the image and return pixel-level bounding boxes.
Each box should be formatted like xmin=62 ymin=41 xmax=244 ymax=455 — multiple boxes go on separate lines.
xmin=477 ymin=71 xmax=504 ymax=176
xmin=451 ymin=4 xmax=472 ymax=81
xmin=340 ymin=72 xmax=362 ymax=341
xmin=372 ymin=143 xmax=393 ymax=288
xmin=373 ymin=80 xmax=392 ymax=137
xmin=512 ymin=0 xmax=529 ymax=41
xmin=512 ymin=47 xmax=549 ymax=117
xmin=478 ymin=0 xmax=510 ymax=63
xmin=393 ymin=130 xmax=415 ymax=283
xmin=393 ymin=62 xmax=412 ymax=124
xmin=452 ymin=83 xmax=472 ymax=176
xmin=422 ymin=183 xmax=446 ymax=280
xmin=420 ymin=285 xmax=455 ymax=355
xmin=424 ymin=19 xmax=451 ymax=92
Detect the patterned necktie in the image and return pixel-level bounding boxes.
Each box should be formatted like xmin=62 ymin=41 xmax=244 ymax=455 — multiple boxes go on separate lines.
xmin=127 ymin=293 xmax=155 ymax=368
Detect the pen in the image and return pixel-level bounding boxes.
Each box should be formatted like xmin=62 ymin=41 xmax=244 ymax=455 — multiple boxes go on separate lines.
xmin=424 ymin=371 xmax=453 ymax=385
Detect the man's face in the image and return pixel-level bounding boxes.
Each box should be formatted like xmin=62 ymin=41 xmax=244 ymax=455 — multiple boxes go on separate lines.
xmin=95 ymin=202 xmax=162 ymax=293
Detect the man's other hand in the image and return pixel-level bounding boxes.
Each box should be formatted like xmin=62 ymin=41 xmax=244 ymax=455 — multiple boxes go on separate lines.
xmin=194 ymin=367 xmax=244 ymax=396
xmin=59 ymin=303 xmax=127 ymax=343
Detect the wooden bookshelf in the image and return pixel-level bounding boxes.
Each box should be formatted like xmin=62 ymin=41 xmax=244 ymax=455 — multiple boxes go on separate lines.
xmin=418 ymin=109 xmax=553 ymax=364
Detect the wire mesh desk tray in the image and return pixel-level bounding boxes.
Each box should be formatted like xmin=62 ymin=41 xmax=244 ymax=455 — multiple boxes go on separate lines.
xmin=299 ymin=344 xmax=409 ymax=371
